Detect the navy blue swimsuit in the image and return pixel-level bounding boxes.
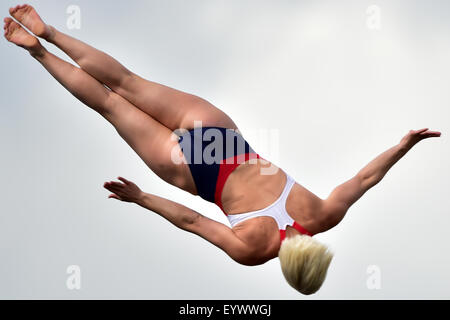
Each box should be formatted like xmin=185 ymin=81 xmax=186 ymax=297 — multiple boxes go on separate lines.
xmin=177 ymin=126 xmax=260 ymax=213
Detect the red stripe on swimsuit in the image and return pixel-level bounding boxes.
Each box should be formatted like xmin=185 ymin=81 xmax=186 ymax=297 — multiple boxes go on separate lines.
xmin=280 ymin=222 xmax=313 ymax=242
xmin=214 ymin=152 xmax=261 ymax=215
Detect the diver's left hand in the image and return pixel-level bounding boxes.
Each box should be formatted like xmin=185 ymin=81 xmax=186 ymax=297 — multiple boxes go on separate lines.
xmin=399 ymin=128 xmax=441 ymax=149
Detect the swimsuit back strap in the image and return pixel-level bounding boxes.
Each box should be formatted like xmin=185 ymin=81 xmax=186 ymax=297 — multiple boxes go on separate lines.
xmin=279 ymin=222 xmax=314 ymax=243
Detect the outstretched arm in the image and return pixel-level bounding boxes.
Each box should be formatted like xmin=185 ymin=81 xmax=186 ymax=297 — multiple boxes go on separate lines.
xmin=322 ymin=128 xmax=441 ymax=231
xmin=103 ymin=178 xmax=255 ymax=264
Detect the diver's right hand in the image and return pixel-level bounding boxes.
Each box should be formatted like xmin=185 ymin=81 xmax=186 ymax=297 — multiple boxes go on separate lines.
xmin=103 ymin=177 xmax=144 ymax=203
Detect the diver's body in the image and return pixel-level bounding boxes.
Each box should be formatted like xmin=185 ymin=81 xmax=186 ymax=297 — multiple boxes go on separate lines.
xmin=4 ymin=4 xmax=441 ymax=294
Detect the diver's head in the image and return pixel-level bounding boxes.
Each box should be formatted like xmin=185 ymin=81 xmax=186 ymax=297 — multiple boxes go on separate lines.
xmin=278 ymin=234 xmax=333 ymax=295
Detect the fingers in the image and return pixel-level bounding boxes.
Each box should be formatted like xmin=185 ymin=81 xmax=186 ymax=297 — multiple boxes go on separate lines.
xmin=411 ymin=128 xmax=441 ymax=138
xmin=416 ymin=128 xmax=441 ymax=138
xmin=118 ymin=176 xmax=131 ymax=185
xmin=108 ymin=194 xmax=122 ymax=201
xmin=103 ymin=177 xmax=132 ymax=187
xmin=416 ymin=128 xmax=429 ymax=134
xmin=104 ymin=182 xmax=119 ymax=190
xmin=419 ymin=129 xmax=441 ymax=135
xmin=103 ymin=177 xmax=138 ymax=202
xmin=103 ymin=176 xmax=135 ymax=196
xmin=422 ymin=131 xmax=441 ymax=138
xmin=104 ymin=180 xmax=124 ymax=200
xmin=104 ymin=180 xmax=125 ymax=188
xmin=103 ymin=182 xmax=124 ymax=194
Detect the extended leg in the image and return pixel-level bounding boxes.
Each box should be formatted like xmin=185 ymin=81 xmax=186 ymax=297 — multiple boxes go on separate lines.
xmin=3 ymin=18 xmax=196 ymax=194
xmin=9 ymin=4 xmax=237 ymax=132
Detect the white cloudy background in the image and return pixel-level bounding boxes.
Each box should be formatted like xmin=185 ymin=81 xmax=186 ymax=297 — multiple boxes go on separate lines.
xmin=0 ymin=0 xmax=449 ymax=299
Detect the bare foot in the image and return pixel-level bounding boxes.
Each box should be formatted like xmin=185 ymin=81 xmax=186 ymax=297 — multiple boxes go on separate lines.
xmin=4 ymin=17 xmax=43 ymax=55
xmin=9 ymin=4 xmax=53 ymax=39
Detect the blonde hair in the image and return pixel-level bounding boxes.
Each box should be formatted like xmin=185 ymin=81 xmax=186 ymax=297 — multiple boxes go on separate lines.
xmin=278 ymin=234 xmax=333 ymax=295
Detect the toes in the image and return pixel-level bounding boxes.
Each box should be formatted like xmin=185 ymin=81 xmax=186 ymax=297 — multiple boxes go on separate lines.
xmin=9 ymin=6 xmax=18 ymax=15
xmin=9 ymin=4 xmax=30 ymax=16
xmin=20 ymin=4 xmax=31 ymax=11
xmin=5 ymin=20 xmax=18 ymax=35
xmin=3 ymin=17 xmax=12 ymax=30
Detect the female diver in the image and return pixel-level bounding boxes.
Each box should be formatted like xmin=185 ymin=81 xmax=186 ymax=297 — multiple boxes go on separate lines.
xmin=4 ymin=4 xmax=441 ymax=294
